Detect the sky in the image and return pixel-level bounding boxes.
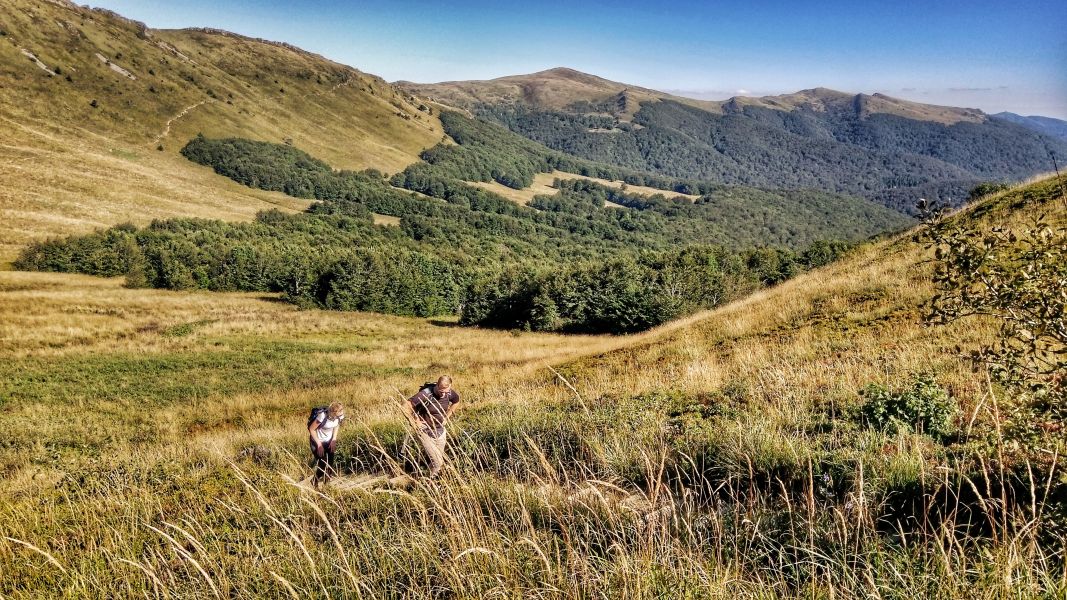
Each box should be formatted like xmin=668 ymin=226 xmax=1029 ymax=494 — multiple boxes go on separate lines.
xmin=89 ymin=0 xmax=1067 ymax=119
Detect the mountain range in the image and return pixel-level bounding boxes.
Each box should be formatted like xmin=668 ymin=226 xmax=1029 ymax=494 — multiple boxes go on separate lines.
xmin=3 ymin=0 xmax=1065 ymax=263
xmin=993 ymin=112 xmax=1067 ymax=142
xmin=403 ymin=68 xmax=1067 ymax=213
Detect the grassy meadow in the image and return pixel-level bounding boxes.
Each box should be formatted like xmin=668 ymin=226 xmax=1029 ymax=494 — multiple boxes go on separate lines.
xmin=2 ymin=176 xmax=1064 ymax=597
xmin=468 ymin=171 xmax=702 ymax=206
xmin=0 ymin=0 xmax=443 ymax=263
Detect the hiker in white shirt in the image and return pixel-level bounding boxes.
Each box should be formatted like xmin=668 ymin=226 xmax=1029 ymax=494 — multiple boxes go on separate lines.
xmin=308 ymin=402 xmax=345 ymax=485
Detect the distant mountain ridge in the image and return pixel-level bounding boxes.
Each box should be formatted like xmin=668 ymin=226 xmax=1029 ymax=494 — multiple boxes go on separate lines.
xmin=993 ymin=112 xmax=1067 ymax=142
xmin=402 ymin=67 xmax=986 ymax=125
xmin=402 ymin=68 xmax=1067 ymax=213
xmin=722 ymin=87 xmax=986 ymax=125
xmin=399 ymin=67 xmax=721 ymax=120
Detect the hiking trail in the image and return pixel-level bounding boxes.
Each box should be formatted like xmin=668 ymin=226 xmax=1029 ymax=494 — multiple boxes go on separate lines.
xmin=292 ymin=473 xmax=414 ymax=492
xmin=153 ymin=100 xmax=211 ymax=147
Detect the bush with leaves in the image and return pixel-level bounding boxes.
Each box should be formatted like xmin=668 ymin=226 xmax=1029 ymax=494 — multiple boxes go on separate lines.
xmin=968 ymin=181 xmax=1011 ymax=201
xmin=860 ymin=375 xmax=956 ymax=440
xmin=461 ymin=247 xmax=750 ymax=334
xmin=924 ymin=178 xmax=1067 ymax=452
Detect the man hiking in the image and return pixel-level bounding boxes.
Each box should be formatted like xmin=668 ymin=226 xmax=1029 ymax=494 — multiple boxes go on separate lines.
xmin=308 ymin=402 xmax=345 ymax=486
xmin=404 ymin=376 xmax=460 ymax=478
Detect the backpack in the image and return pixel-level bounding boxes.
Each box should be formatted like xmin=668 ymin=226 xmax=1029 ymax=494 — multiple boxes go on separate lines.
xmin=307 ymin=406 xmax=328 ymax=429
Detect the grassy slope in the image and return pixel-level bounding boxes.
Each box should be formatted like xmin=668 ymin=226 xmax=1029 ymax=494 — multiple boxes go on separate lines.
xmin=403 ymin=67 xmax=985 ymax=125
xmin=469 ymin=170 xmax=701 ymax=205
xmin=401 ymin=66 xmax=722 ymax=120
xmin=1 ymin=174 xmax=1061 ymax=596
xmin=0 ymin=0 xmax=442 ymax=262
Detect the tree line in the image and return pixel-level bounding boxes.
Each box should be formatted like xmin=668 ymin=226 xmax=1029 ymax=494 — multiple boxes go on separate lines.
xmin=17 ymin=123 xmax=887 ymax=333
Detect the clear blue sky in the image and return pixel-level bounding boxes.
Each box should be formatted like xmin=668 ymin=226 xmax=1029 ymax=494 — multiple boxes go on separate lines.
xmin=90 ymin=0 xmax=1067 ymax=119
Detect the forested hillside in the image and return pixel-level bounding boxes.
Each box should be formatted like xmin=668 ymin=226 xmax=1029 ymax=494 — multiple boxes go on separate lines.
xmin=406 ymin=70 xmax=1067 ymax=214
xmin=16 ymin=112 xmax=910 ymax=333
xmin=479 ymin=99 xmax=1067 ymax=213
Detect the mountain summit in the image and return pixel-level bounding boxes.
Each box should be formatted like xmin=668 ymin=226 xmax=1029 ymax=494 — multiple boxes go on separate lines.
xmin=403 ymin=67 xmax=1066 ymax=212
xmin=401 ymin=67 xmax=720 ymax=119
xmin=402 ymin=68 xmax=985 ymax=125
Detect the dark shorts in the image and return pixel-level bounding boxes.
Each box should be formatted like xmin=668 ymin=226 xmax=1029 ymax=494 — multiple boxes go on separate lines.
xmin=310 ymin=437 xmax=337 ymax=481
xmin=310 ymin=436 xmax=337 ymax=457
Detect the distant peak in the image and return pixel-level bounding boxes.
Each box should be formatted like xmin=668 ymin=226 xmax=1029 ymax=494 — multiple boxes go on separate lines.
xmin=517 ymin=67 xmax=608 ymax=83
xmin=796 ymin=87 xmax=851 ymax=98
xmin=538 ymin=67 xmax=584 ymax=75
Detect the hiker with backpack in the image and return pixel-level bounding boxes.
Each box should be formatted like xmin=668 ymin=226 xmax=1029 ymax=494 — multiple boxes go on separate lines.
xmin=307 ymin=402 xmax=345 ymax=485
xmin=404 ymin=376 xmax=460 ymax=478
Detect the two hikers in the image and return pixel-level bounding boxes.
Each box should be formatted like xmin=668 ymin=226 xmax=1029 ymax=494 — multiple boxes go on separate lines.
xmin=307 ymin=402 xmax=345 ymax=485
xmin=306 ymin=376 xmax=460 ymax=483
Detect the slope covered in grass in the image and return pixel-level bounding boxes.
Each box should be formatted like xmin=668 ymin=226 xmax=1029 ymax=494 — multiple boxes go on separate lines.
xmin=2 ymin=174 xmax=1063 ymax=597
xmin=0 ymin=0 xmax=442 ymax=262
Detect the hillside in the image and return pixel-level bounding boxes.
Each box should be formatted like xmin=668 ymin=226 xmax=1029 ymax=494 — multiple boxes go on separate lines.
xmin=2 ymin=173 xmax=1063 ymax=596
xmin=404 ymin=70 xmax=984 ymax=126
xmin=994 ymin=111 xmax=1067 ymax=141
xmin=0 ymin=0 xmax=443 ymax=261
xmin=400 ymin=66 xmax=720 ymax=120
xmin=405 ymin=69 xmax=1067 ymax=213
xmin=16 ymin=128 xmax=911 ymax=334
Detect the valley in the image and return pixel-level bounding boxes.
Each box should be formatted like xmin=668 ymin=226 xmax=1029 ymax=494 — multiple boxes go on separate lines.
xmin=1 ymin=1 xmax=1064 ymax=597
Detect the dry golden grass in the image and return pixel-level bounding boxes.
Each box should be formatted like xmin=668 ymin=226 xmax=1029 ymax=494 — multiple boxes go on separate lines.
xmin=0 ymin=120 xmax=311 ymax=263
xmin=371 ymin=213 xmax=401 ymax=226
xmin=0 ymin=0 xmax=444 ymax=263
xmin=468 ymin=170 xmax=700 ymax=206
xmin=1 ymin=177 xmax=1062 ymax=597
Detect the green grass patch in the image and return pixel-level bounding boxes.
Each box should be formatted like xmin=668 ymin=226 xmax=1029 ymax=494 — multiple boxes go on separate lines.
xmin=0 ymin=337 xmax=365 ymax=409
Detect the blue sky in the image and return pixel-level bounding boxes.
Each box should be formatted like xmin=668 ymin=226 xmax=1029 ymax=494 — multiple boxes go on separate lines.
xmin=90 ymin=0 xmax=1067 ymax=118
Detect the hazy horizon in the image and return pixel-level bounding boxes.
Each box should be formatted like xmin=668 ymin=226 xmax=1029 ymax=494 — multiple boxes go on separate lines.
xmin=87 ymin=0 xmax=1067 ymax=119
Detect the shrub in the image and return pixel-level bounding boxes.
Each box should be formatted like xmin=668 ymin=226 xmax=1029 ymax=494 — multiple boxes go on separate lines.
xmin=968 ymin=181 xmax=1011 ymax=201
xmin=925 ymin=180 xmax=1067 ymax=451
xmin=860 ymin=375 xmax=955 ymax=440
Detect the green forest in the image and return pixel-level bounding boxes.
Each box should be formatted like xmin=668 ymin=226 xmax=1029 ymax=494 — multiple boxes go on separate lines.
xmin=477 ymin=100 xmax=1067 ymax=213
xmin=17 ymin=112 xmax=910 ymax=333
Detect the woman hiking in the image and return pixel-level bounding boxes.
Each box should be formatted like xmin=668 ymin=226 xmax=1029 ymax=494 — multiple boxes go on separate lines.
xmin=308 ymin=401 xmax=345 ymax=486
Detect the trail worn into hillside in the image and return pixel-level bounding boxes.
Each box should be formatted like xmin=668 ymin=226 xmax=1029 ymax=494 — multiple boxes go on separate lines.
xmin=152 ymin=100 xmax=212 ymax=146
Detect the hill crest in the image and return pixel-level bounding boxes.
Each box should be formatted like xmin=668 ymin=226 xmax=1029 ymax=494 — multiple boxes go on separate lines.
xmin=400 ymin=67 xmax=720 ymax=119
xmin=402 ymin=68 xmax=986 ymax=125
xmin=0 ymin=0 xmax=444 ymax=260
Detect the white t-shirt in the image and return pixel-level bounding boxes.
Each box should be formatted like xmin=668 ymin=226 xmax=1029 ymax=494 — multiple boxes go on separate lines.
xmin=313 ymin=412 xmax=342 ymax=443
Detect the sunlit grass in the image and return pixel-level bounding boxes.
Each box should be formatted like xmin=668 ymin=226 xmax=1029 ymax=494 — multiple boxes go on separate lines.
xmin=1 ymin=175 xmax=1064 ymax=597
